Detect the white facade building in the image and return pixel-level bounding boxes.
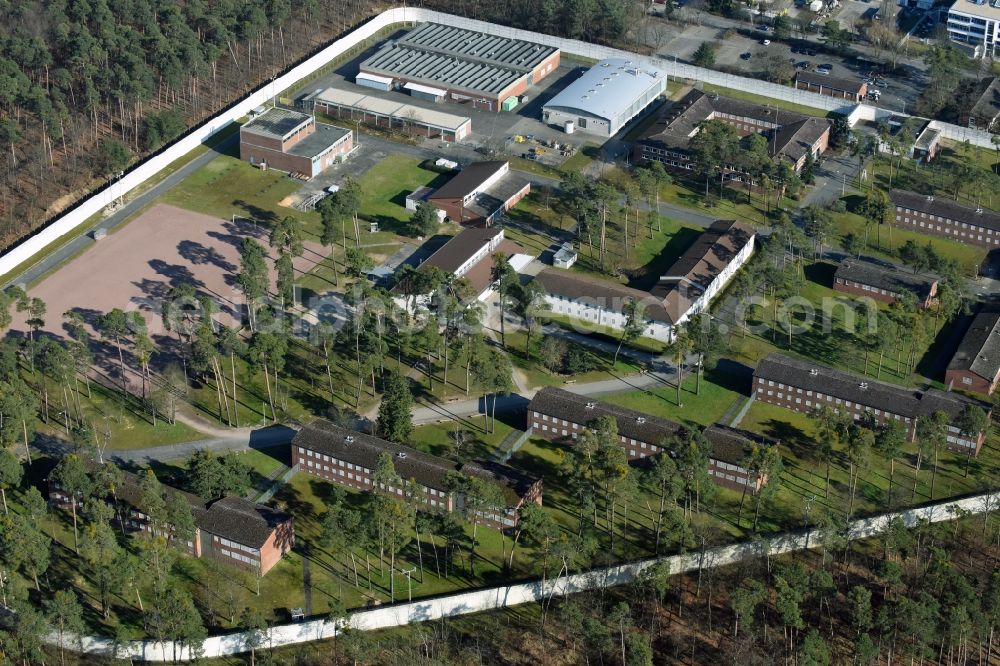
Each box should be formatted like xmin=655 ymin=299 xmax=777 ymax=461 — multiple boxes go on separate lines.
xmin=947 ymin=0 xmax=1000 ymax=58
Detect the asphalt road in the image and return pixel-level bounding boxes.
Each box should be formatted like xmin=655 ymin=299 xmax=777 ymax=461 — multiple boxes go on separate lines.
xmin=4 ymin=133 xmax=240 ymax=290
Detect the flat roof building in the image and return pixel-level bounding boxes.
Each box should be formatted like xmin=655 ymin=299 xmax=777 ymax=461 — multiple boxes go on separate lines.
xmin=527 ymin=387 xmax=775 ymax=492
xmin=753 ymin=353 xmax=992 ymax=454
xmin=427 ymin=161 xmax=530 ymax=225
xmin=536 ymin=219 xmax=755 ymax=342
xmin=946 ymin=0 xmax=1000 ymax=58
xmin=308 ymin=87 xmax=472 ymax=142
xmin=946 ymin=309 xmax=1000 ymax=395
xmin=358 ymin=23 xmax=560 ymax=112
xmin=634 ymin=90 xmax=831 ymax=174
xmin=833 ymin=260 xmax=938 ymax=308
xmin=543 ymin=58 xmax=668 ymax=138
xmin=890 ymin=189 xmax=1000 ymax=248
xmin=240 ymin=107 xmax=353 ymax=178
xmin=292 ymin=420 xmax=542 ymax=529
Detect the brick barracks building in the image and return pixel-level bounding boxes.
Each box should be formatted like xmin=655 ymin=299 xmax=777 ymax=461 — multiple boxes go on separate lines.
xmin=946 ymin=309 xmax=1000 ymax=396
xmin=890 ymin=189 xmax=1000 ymax=248
xmin=833 ymin=260 xmax=938 ymax=308
xmin=292 ymin=420 xmax=542 ymax=529
xmin=239 ymin=107 xmax=353 ymax=178
xmin=48 ymin=461 xmax=294 ymax=575
xmin=753 ymin=353 xmax=992 ymax=454
xmin=426 ymin=161 xmax=530 ymax=226
xmin=527 ymin=387 xmax=776 ymax=492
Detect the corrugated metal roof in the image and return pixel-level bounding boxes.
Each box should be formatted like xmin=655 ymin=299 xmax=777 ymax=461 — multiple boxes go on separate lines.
xmin=543 ymin=58 xmax=667 ymax=122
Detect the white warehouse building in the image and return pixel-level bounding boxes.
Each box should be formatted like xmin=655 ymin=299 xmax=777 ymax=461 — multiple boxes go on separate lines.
xmin=542 ymin=58 xmax=668 ymax=138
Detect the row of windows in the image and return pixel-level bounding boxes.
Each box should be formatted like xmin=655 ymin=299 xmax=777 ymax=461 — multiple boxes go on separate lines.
xmin=757 ymin=378 xmax=911 ymax=422
xmin=219 ymin=547 xmax=259 ymax=566
xmin=218 ymin=537 xmax=259 ymax=555
xmin=897 ymin=214 xmax=1000 ymax=245
xmin=896 ymin=207 xmax=998 ymax=233
xmin=836 ymin=278 xmax=899 ymax=297
xmin=299 ymin=451 xmax=453 ymax=508
xmin=708 ymin=469 xmax=752 ymax=485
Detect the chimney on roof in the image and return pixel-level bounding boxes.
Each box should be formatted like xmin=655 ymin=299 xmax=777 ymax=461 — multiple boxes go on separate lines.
xmin=860 ymin=382 xmax=869 ymax=389
xmin=636 ymin=417 xmax=647 ymax=424
xmin=585 ymin=402 xmax=596 ymax=409
xmin=810 ymin=369 xmax=818 ymax=376
xmin=345 ymin=435 xmax=355 ymax=443
xmin=977 ymin=208 xmax=984 ymax=214
xmin=927 ymin=195 xmax=935 ymax=202
xmin=397 ymin=452 xmax=408 ymax=459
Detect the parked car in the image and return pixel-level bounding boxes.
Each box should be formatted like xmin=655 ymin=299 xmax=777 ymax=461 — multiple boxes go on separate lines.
xmin=740 ymin=51 xmax=753 ymax=60
xmin=759 ymin=25 xmax=770 ymax=32
xmin=796 ymin=61 xmax=811 ymax=69
xmin=816 ymin=64 xmax=833 ymax=74
xmin=875 ymin=78 xmax=888 ymax=87
xmin=806 ymin=49 xmax=817 ymax=56
xmin=761 ymin=39 xmax=771 ymax=45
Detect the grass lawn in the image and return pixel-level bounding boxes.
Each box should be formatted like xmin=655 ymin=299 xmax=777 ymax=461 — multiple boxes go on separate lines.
xmin=601 ymin=372 xmax=743 ymax=428
xmin=700 ymin=82 xmax=831 ymax=118
xmin=353 ymin=154 xmax=447 ymax=234
xmin=409 ymin=420 xmax=515 ymax=461
xmin=138 ymin=447 xmax=290 ymax=498
xmin=735 ymin=399 xmax=1000 ymax=531
xmin=32 ymin=374 xmax=203 ymax=450
xmin=720 ymin=259 xmax=942 ymax=387
xmin=831 ymin=203 xmax=986 ymax=276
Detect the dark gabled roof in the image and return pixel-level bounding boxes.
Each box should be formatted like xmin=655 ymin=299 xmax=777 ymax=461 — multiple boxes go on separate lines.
xmin=71 ymin=460 xmax=289 ymax=550
xmin=528 ymin=387 xmax=684 ymax=445
xmin=771 ymin=116 xmax=832 ymax=163
xmin=197 ymin=496 xmax=291 ymax=550
xmin=834 ymin=260 xmax=937 ymax=300
xmin=948 ymin=309 xmax=1000 ymax=381
xmin=794 ymin=71 xmax=865 ymax=94
xmin=702 ymin=424 xmax=777 ymax=466
xmin=421 ymin=226 xmax=503 ymax=274
xmin=292 ymin=420 xmax=537 ymax=503
xmin=890 ymin=189 xmax=1000 ymax=231
xmin=754 ymin=353 xmax=990 ymax=420
xmin=652 ymin=219 xmax=755 ymax=322
xmin=535 ymin=268 xmax=675 ymax=324
xmin=429 ymin=161 xmax=508 ymax=201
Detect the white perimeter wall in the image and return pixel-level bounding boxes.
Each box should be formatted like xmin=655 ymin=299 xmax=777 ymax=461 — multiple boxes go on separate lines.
xmin=59 ymin=489 xmax=1000 ymax=660
xmin=2 ymin=6 xmax=997 ymax=284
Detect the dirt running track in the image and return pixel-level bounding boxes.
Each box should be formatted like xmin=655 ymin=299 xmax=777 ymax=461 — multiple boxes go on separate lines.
xmin=10 ymin=203 xmax=330 ymax=386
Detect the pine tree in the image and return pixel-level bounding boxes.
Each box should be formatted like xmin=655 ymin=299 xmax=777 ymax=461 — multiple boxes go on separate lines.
xmin=377 ymin=370 xmax=413 ymax=443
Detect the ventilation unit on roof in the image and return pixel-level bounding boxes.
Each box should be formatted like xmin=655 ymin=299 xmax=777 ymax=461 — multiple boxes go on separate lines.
xmin=977 ymin=208 xmax=984 ymax=214
xmin=585 ymin=402 xmax=596 ymax=409
xmin=397 ymin=452 xmax=408 ymax=459
xmin=927 ymin=195 xmax=935 ymax=202
xmin=636 ymin=417 xmax=647 ymax=424
xmin=345 ymin=435 xmax=355 ymax=443
xmin=860 ymin=382 xmax=869 ymax=389
xmin=809 ymin=369 xmax=819 ymax=376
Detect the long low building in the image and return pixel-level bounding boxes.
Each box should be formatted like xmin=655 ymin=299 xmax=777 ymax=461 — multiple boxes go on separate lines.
xmin=427 ymin=161 xmax=530 ymax=225
xmin=239 ymin=107 xmax=353 ymax=178
xmin=527 ymin=387 xmax=775 ymax=492
xmin=946 ymin=309 xmax=1000 ymax=395
xmin=753 ymin=353 xmax=992 ymax=454
xmin=292 ymin=420 xmax=542 ymax=529
xmin=634 ymin=89 xmax=831 ymax=175
xmin=536 ymin=219 xmax=755 ymax=342
xmin=833 ymin=260 xmax=938 ymax=308
xmin=48 ymin=461 xmax=294 ymax=575
xmin=358 ymin=22 xmax=560 ymax=112
xmin=794 ymin=71 xmax=868 ymax=102
xmin=543 ymin=58 xmax=668 ymax=138
xmin=307 ymin=87 xmax=472 ymax=142
xmin=890 ymin=189 xmax=1000 ymax=248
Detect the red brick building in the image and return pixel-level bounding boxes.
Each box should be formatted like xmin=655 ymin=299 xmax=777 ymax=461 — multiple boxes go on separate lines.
xmin=427 ymin=161 xmax=530 ymax=225
xmin=526 ymin=387 xmax=775 ymax=493
xmin=753 ymin=353 xmax=992 ymax=454
xmin=946 ymin=310 xmax=1000 ymax=395
xmin=833 ymin=260 xmax=938 ymax=308
xmin=890 ymin=189 xmax=1000 ymax=248
xmin=292 ymin=420 xmax=542 ymax=529
xmin=240 ymin=107 xmax=353 ymax=178
xmin=357 ymin=23 xmax=560 ymax=113
xmin=47 ymin=461 xmax=293 ymax=575
xmin=634 ymin=90 xmax=831 ymax=177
